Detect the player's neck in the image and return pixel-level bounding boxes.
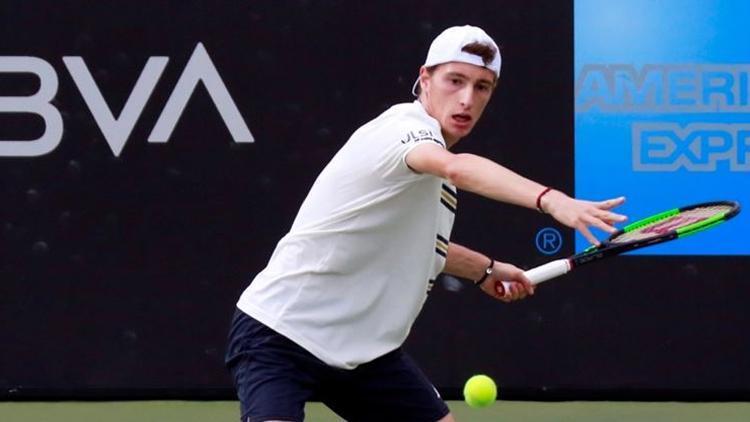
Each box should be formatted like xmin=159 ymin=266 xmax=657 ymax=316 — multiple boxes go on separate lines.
xmin=443 ymin=132 xmax=460 ymax=149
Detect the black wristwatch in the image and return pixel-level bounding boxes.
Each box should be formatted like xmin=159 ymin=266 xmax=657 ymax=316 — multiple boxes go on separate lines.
xmin=474 ymin=258 xmax=495 ymax=286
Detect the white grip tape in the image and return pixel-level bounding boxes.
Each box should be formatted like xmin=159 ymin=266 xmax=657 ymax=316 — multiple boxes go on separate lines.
xmin=524 ymin=259 xmax=572 ymax=285
xmin=500 ymin=259 xmax=571 ymax=297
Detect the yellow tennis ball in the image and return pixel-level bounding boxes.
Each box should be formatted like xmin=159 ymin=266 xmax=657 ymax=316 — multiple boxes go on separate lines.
xmin=463 ymin=374 xmax=497 ymax=408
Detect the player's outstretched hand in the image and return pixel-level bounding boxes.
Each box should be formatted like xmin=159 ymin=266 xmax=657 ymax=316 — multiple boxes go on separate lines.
xmin=480 ymin=261 xmax=534 ymax=303
xmin=540 ymin=190 xmax=627 ymax=245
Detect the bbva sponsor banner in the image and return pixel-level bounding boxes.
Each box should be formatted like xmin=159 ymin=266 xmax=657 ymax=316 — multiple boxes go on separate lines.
xmin=0 ymin=43 xmax=253 ymax=157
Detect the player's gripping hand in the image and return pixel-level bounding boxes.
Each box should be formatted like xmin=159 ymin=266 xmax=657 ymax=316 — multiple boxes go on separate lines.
xmin=479 ymin=261 xmax=534 ymax=303
xmin=540 ymin=190 xmax=627 ymax=246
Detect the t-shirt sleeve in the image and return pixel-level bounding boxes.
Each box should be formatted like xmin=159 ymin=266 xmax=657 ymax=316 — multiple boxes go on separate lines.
xmin=377 ymin=123 xmax=446 ymax=180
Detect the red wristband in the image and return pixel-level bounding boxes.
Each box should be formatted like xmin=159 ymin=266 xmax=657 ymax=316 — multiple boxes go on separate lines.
xmin=536 ymin=187 xmax=552 ymax=213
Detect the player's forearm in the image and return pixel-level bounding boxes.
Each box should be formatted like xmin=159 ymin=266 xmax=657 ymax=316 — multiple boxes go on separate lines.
xmin=444 ymin=153 xmax=548 ymax=210
xmin=443 ymin=242 xmax=492 ymax=282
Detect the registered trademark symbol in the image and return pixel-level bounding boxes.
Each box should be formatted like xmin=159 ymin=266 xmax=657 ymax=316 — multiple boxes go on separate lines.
xmin=535 ymin=227 xmax=563 ymax=255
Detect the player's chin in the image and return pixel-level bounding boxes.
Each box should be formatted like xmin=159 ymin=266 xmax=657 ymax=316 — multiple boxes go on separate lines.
xmin=445 ymin=124 xmax=474 ymax=140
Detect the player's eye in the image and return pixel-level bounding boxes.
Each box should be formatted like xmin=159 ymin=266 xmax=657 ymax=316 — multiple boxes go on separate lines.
xmin=477 ymin=84 xmax=491 ymax=92
xmin=450 ymin=78 xmax=462 ymax=85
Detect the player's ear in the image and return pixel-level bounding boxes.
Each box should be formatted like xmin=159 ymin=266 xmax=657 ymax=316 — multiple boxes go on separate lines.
xmin=418 ymin=66 xmax=431 ymax=94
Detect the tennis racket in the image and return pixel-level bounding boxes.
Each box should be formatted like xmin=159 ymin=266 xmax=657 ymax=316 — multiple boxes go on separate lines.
xmin=498 ymin=200 xmax=741 ymax=296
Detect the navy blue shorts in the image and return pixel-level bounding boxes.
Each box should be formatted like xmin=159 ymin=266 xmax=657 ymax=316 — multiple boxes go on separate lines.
xmin=225 ymin=309 xmax=450 ymax=422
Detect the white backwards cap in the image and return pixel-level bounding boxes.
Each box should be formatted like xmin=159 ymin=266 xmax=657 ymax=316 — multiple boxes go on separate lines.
xmin=412 ymin=25 xmax=501 ymax=96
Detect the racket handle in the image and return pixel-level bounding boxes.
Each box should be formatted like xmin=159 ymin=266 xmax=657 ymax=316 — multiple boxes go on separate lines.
xmin=498 ymin=259 xmax=571 ymax=297
xmin=524 ymin=259 xmax=572 ymax=285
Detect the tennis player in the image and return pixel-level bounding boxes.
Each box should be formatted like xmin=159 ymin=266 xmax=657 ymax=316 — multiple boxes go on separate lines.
xmin=226 ymin=25 xmax=626 ymax=422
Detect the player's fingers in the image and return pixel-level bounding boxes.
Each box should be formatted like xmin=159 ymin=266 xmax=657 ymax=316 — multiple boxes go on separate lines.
xmin=595 ymin=210 xmax=627 ymax=223
xmin=506 ymin=283 xmax=518 ymax=300
xmin=592 ymin=216 xmax=618 ymax=234
xmin=498 ymin=286 xmax=512 ymax=303
xmin=577 ymin=223 xmax=600 ymax=246
xmin=510 ymin=283 xmax=526 ymax=300
xmin=582 ymin=213 xmax=617 ymax=234
xmin=515 ymin=272 xmax=535 ymax=295
xmin=498 ymin=282 xmax=521 ymax=301
xmin=596 ymin=196 xmax=626 ymax=210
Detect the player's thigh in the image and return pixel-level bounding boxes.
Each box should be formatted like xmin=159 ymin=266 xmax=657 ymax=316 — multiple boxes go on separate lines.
xmin=226 ymin=311 xmax=318 ymax=422
xmin=321 ymin=348 xmax=450 ymax=422
xmin=230 ymin=353 xmax=315 ymax=422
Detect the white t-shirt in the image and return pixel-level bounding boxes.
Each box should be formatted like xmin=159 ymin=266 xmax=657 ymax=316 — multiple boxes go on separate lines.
xmin=237 ymin=101 xmax=457 ymax=369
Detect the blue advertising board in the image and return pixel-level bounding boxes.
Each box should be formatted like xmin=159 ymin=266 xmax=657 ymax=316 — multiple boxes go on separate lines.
xmin=575 ymin=0 xmax=750 ymax=254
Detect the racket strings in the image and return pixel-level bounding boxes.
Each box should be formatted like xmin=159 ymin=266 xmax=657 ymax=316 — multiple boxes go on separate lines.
xmin=610 ymin=204 xmax=733 ymax=243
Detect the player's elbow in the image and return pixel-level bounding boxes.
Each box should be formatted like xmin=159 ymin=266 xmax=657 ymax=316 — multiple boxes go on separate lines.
xmin=443 ymin=154 xmax=472 ymax=186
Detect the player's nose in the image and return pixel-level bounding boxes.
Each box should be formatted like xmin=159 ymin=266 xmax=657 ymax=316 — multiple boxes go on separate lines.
xmin=458 ymin=87 xmax=474 ymax=109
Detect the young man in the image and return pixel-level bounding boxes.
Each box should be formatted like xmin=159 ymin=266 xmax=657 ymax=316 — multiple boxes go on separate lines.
xmin=226 ymin=25 xmax=626 ymax=422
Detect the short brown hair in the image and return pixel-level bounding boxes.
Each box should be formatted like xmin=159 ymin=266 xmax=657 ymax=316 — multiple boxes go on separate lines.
xmin=461 ymin=42 xmax=497 ymax=66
